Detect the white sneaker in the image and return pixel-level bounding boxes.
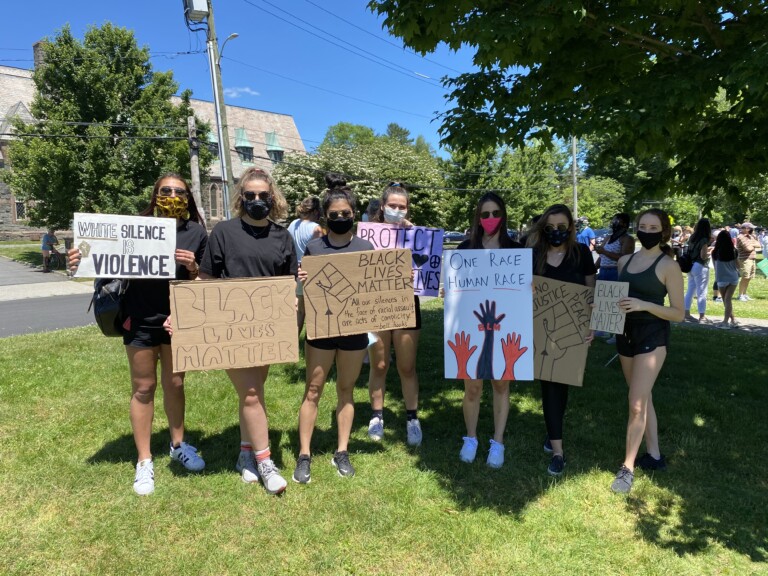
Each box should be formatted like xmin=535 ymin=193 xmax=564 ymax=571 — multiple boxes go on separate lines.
xmin=487 ymin=439 xmax=505 ymax=469
xmin=368 ymin=416 xmax=384 ymax=441
xmin=235 ymin=450 xmax=260 ymax=483
xmin=459 ymin=436 xmax=478 ymax=463
xmin=256 ymin=458 xmax=287 ymax=495
xmin=170 ymin=442 xmax=205 ymax=471
xmin=738 ymin=295 xmax=748 ymax=302
xmin=406 ymin=419 xmax=423 ymax=447
xmin=133 ymin=459 xmax=154 ymax=496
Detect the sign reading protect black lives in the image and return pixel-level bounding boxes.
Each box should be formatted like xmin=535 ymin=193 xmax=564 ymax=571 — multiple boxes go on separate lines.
xmin=73 ymin=213 xmax=177 ymax=279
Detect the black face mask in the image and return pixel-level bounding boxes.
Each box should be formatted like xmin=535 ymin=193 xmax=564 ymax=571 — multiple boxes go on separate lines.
xmin=637 ymin=230 xmax=663 ymax=249
xmin=327 ymin=218 xmax=353 ymax=235
xmin=610 ymin=220 xmax=626 ymax=233
xmin=244 ymin=199 xmax=272 ymax=220
xmin=544 ymin=229 xmax=570 ymax=247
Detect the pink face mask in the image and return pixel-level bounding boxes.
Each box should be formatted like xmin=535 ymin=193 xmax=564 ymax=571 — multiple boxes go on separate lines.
xmin=480 ymin=217 xmax=502 ymax=235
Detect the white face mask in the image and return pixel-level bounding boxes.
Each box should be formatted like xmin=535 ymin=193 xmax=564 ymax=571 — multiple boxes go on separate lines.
xmin=383 ymin=206 xmax=407 ymax=224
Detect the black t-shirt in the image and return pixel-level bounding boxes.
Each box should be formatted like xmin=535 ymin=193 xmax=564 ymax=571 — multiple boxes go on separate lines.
xmin=124 ymin=219 xmax=208 ymax=330
xmin=540 ymin=243 xmax=596 ymax=286
xmin=200 ymin=218 xmax=297 ymax=279
xmin=303 ymin=234 xmax=374 ymax=257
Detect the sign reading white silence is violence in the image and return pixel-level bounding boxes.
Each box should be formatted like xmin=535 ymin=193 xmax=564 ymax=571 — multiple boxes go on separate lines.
xmin=73 ymin=213 xmax=176 ymax=279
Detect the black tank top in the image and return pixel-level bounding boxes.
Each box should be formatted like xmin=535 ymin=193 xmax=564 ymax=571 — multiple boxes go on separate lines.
xmin=618 ymin=252 xmax=668 ymax=320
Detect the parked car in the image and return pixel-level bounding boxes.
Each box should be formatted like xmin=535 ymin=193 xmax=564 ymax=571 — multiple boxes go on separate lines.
xmin=443 ymin=231 xmax=465 ymax=243
xmin=507 ymin=229 xmax=520 ymax=242
xmin=593 ymin=228 xmax=611 ymax=245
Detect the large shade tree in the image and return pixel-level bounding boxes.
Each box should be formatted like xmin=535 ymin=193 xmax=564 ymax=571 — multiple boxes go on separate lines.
xmin=369 ymin=1 xmax=768 ymax=196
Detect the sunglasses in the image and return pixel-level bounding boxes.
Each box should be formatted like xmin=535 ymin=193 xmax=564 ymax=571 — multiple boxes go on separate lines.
xmin=328 ymin=210 xmax=353 ymax=221
xmin=480 ymin=210 xmax=501 ymax=219
xmin=544 ymin=224 xmax=569 ymax=233
xmin=243 ymin=191 xmax=271 ymax=202
xmin=158 ymin=186 xmax=188 ymax=197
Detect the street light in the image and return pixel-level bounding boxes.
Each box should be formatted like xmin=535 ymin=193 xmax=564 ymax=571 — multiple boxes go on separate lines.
xmin=218 ymin=32 xmax=238 ymax=65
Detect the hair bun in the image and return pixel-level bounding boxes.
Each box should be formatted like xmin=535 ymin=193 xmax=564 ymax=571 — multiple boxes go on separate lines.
xmin=325 ymin=173 xmax=347 ymax=190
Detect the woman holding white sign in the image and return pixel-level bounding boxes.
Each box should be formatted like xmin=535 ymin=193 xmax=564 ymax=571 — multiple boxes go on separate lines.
xmin=453 ymin=192 xmax=523 ymax=469
xmin=293 ymin=175 xmax=374 ymax=484
xmin=197 ymin=167 xmax=296 ymax=496
xmin=611 ymin=209 xmax=684 ymax=494
xmin=366 ymin=182 xmax=424 ymax=447
xmin=68 ymin=173 xmax=208 ymax=496
xmin=527 ymin=204 xmax=596 ymax=477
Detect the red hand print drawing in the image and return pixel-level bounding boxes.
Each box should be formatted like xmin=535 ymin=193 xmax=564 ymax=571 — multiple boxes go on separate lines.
xmin=501 ymin=332 xmax=528 ymax=381
xmin=447 ymin=331 xmax=477 ymax=380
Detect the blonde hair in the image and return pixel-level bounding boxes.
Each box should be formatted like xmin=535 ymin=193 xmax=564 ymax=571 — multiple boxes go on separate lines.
xmin=232 ymin=167 xmax=288 ymax=221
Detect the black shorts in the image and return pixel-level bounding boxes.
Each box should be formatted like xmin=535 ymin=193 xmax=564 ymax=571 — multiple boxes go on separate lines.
xmin=400 ymin=295 xmax=422 ymax=331
xmin=616 ymin=319 xmax=670 ymax=357
xmin=307 ymin=333 xmax=369 ymax=352
xmin=123 ymin=326 xmax=170 ymax=348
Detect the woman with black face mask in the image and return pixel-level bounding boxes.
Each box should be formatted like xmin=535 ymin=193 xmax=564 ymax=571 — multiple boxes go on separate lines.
xmin=595 ymin=213 xmax=635 ymax=282
xmin=527 ymin=204 xmax=596 ymax=476
xmin=198 ymin=166 xmax=296 ymax=496
xmin=293 ymin=174 xmax=375 ymax=484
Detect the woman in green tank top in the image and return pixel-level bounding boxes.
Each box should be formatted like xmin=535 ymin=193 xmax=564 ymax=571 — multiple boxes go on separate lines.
xmin=610 ymin=209 xmax=684 ymax=494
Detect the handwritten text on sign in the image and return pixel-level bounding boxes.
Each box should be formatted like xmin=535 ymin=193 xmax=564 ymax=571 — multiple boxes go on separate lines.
xmin=301 ymin=248 xmax=416 ymax=339
xmin=589 ymin=280 xmax=629 ymax=334
xmin=356 ymin=223 xmax=444 ymax=296
xmin=443 ymin=249 xmax=534 ymax=381
xmin=170 ymin=277 xmax=299 ymax=372
xmin=73 ymin=213 xmax=176 ymax=279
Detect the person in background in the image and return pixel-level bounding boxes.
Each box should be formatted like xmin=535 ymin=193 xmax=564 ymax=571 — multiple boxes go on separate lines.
xmin=729 ymin=224 xmax=740 ymax=243
xmin=595 ymin=213 xmax=635 ymax=344
xmin=366 ymin=182 xmax=423 ymax=447
xmin=683 ymin=218 xmax=712 ymax=323
xmin=736 ymin=222 xmax=761 ymax=301
xmin=68 ymin=173 xmax=208 ymax=496
xmin=760 ymin=228 xmax=768 ymax=259
xmin=712 ymin=230 xmax=739 ymax=328
xmin=576 ymin=217 xmax=596 ymax=251
xmin=611 ymin=208 xmax=684 ymax=494
xmin=41 ymin=228 xmax=58 ymax=273
xmin=362 ymin=198 xmax=381 ymax=222
xmin=711 ymin=228 xmax=723 ymax=303
xmin=671 ymin=226 xmax=683 ymax=259
xmin=287 ymin=196 xmax=323 ymax=335
xmin=527 ymin=204 xmax=596 ymax=476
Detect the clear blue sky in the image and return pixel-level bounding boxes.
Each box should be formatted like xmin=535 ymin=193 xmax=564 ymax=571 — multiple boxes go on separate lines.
xmin=2 ymin=1 xmax=477 ymax=156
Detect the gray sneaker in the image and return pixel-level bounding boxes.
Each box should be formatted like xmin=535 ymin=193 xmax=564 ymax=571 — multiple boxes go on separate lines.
xmin=611 ymin=465 xmax=634 ymax=494
xmin=406 ymin=419 xmax=423 ymax=447
xmin=332 ymin=450 xmax=355 ymax=477
xmin=292 ymin=454 xmax=312 ymax=484
xmin=235 ymin=450 xmax=260 ymax=484
xmin=256 ymin=458 xmax=287 ymax=495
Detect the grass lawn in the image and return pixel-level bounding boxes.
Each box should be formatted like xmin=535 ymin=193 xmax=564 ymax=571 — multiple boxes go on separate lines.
xmin=1 ymin=299 xmax=767 ymax=575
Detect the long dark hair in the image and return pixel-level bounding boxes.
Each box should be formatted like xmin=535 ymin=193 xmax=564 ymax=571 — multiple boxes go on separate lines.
xmin=141 ymin=172 xmax=201 ymax=223
xmin=688 ymin=218 xmax=711 ymax=247
xmin=527 ymin=204 xmax=580 ymax=275
xmin=468 ymin=192 xmax=516 ymax=249
xmin=712 ymin=230 xmax=736 ymax=261
xmin=636 ymin=208 xmax=674 ymax=257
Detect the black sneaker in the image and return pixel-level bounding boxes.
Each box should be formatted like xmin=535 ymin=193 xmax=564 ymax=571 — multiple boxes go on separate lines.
xmin=543 ymin=437 xmax=553 ymax=454
xmin=547 ymin=454 xmax=565 ymax=476
xmin=635 ymin=452 xmax=667 ymax=471
xmin=332 ymin=450 xmax=355 ymax=477
xmin=611 ymin=465 xmax=634 ymax=494
xmin=292 ymin=454 xmax=312 ymax=484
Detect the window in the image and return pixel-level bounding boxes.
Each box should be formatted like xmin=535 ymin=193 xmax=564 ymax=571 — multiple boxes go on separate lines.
xmin=15 ymin=201 xmax=27 ymax=221
xmin=208 ymin=184 xmax=221 ymax=219
xmin=265 ymin=131 xmax=284 ymax=165
xmin=267 ymin=149 xmax=284 ymax=163
xmin=234 ymin=128 xmax=254 ymax=164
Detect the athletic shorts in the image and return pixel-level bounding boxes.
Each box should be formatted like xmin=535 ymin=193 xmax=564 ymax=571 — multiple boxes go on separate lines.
xmin=123 ymin=326 xmax=170 ymax=348
xmin=307 ymin=333 xmax=368 ymax=352
xmin=616 ymin=319 xmax=670 ymax=357
xmin=738 ymin=259 xmax=755 ymax=279
xmin=401 ymin=296 xmax=422 ymax=331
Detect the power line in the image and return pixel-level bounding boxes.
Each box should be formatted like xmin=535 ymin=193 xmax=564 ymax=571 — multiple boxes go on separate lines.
xmin=0 ymin=50 xmax=206 ymax=64
xmin=1 ymin=132 xmax=186 ymax=141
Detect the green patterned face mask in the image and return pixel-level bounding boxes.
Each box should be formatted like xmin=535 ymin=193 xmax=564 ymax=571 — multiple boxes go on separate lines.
xmin=155 ymin=195 xmax=189 ymax=219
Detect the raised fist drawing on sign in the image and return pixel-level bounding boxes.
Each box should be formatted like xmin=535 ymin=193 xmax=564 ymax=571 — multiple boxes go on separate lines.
xmin=306 ymin=263 xmax=356 ymax=337
xmin=537 ymin=301 xmax=583 ymax=381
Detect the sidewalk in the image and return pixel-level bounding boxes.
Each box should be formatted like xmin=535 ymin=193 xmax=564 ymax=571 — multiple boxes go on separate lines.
xmin=674 ymin=315 xmax=768 ymax=337
xmin=0 ymin=255 xmax=92 ymax=302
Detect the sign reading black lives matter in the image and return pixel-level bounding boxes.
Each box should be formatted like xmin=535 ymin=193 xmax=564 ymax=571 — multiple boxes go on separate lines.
xmin=73 ymin=213 xmax=177 ymax=278
xmin=301 ymin=248 xmax=416 ymax=339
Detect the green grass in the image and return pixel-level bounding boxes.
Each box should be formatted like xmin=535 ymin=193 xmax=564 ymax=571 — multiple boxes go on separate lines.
xmin=0 ymin=246 xmax=47 ymax=267
xmin=1 ymin=300 xmax=767 ymax=575
xmin=681 ymin=261 xmax=768 ymax=320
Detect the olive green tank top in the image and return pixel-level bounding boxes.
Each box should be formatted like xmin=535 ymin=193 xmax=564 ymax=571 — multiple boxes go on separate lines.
xmin=618 ymin=252 xmax=668 ymax=320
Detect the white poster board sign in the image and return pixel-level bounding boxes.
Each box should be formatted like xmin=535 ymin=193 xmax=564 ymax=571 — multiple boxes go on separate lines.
xmin=443 ymin=249 xmax=534 ymax=381
xmin=73 ymin=213 xmax=176 ymax=279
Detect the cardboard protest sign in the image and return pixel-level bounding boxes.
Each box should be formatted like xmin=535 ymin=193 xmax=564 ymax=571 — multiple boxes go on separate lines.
xmin=533 ymin=276 xmax=594 ymax=387
xmin=443 ymin=249 xmax=534 ymax=381
xmin=590 ymin=280 xmax=629 ymax=334
xmin=356 ymin=223 xmax=444 ymax=296
xmin=170 ymin=277 xmax=298 ymax=372
xmin=74 ymin=213 xmax=176 ymax=279
xmin=302 ymin=248 xmax=416 ymax=339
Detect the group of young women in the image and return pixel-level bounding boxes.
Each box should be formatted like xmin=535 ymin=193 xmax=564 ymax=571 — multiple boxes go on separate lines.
xmin=70 ymin=169 xmax=684 ymax=497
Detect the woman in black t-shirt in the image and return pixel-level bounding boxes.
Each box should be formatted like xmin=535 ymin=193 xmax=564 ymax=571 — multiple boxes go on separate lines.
xmin=198 ymin=167 xmax=296 ymax=496
xmin=69 ymin=174 xmax=208 ymax=496
xmin=527 ymin=204 xmax=596 ymax=477
xmin=292 ymin=175 xmax=373 ymax=484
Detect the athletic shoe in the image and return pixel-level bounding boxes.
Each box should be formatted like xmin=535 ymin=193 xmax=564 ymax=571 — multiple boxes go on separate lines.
xmin=235 ymin=450 xmax=260 ymax=484
xmin=332 ymin=451 xmax=355 ymax=477
xmin=133 ymin=459 xmax=154 ymax=496
xmin=605 ymin=336 xmax=616 ymax=345
xmin=256 ymin=458 xmax=287 ymax=495
xmin=547 ymin=454 xmax=566 ymax=477
xmin=714 ymin=297 xmax=723 ymax=303
xmin=486 ymin=439 xmax=505 ymax=469
xmin=744 ymin=295 xmax=752 ymax=301
xmin=717 ymin=321 xmax=732 ymax=330
xmin=611 ymin=465 xmax=634 ymax=494
xmin=368 ymin=416 xmax=384 ymax=442
xmin=635 ymin=452 xmax=667 ymax=471
xmin=292 ymin=454 xmax=312 ymax=484
xmin=406 ymin=419 xmax=423 ymax=447
xmin=459 ymin=436 xmax=478 ymax=463
xmin=543 ymin=437 xmax=553 ymax=454
xmin=684 ymin=314 xmax=699 ymax=323
xmin=738 ymin=295 xmax=749 ymax=302
xmin=169 ymin=442 xmax=205 ymax=471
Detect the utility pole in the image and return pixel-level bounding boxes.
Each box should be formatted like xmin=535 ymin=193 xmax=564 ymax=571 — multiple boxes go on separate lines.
xmin=206 ymin=0 xmax=235 ymax=220
xmin=187 ymin=115 xmax=205 ymax=226
xmin=571 ymin=136 xmax=578 ymax=219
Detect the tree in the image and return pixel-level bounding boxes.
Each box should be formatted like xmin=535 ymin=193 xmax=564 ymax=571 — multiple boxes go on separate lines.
xmin=5 ymin=24 xmax=211 ymax=228
xmin=385 ymin=123 xmax=413 ymax=145
xmin=369 ymin=1 xmax=768 ymax=196
xmin=321 ymin=122 xmax=376 ymax=148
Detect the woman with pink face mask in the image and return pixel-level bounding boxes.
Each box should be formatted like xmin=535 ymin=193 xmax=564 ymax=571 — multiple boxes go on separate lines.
xmin=454 ymin=192 xmax=523 ymax=468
